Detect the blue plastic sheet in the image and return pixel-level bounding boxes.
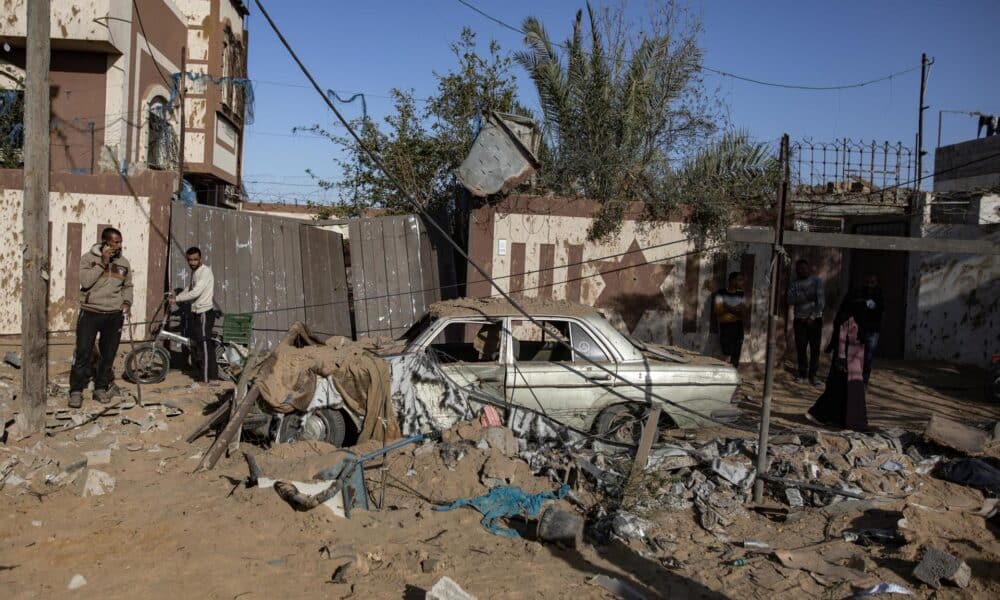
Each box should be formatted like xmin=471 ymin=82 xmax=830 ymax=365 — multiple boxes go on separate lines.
xmin=435 ymin=484 xmax=570 ymax=537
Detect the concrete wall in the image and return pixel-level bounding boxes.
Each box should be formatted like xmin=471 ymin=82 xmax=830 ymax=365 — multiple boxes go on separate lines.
xmin=467 ymin=196 xmax=771 ymax=363
xmin=905 ymin=198 xmax=1000 ymax=365
xmin=0 ymin=170 xmax=174 ymax=338
xmin=933 ymin=135 xmax=1000 ymax=193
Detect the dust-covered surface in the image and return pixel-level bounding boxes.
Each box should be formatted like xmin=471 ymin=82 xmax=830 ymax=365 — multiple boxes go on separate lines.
xmin=1 ymin=346 xmax=1000 ymax=599
xmin=428 ymin=296 xmax=600 ymax=319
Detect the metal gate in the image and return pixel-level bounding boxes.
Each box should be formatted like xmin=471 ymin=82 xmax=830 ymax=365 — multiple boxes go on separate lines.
xmin=169 ymin=202 xmax=351 ymax=348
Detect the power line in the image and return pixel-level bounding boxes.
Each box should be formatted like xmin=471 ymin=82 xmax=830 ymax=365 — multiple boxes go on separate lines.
xmin=132 ymin=0 xmax=172 ymax=87
xmin=455 ymin=0 xmax=921 ymax=92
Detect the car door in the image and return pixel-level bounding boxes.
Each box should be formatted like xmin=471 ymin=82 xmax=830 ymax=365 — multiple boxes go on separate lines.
xmin=505 ymin=318 xmax=618 ymax=430
xmin=419 ymin=318 xmax=506 ymax=401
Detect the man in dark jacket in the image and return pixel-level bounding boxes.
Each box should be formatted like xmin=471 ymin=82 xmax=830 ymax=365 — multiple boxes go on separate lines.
xmin=787 ymin=259 xmax=825 ymax=385
xmin=838 ymin=274 xmax=884 ymax=384
xmin=69 ymin=227 xmax=133 ymax=408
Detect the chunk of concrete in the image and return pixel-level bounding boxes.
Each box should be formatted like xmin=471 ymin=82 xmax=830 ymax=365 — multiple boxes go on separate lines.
xmin=83 ymin=449 xmax=111 ymax=466
xmin=480 ymin=427 xmax=518 ymax=457
xmin=67 ymin=574 xmax=87 ymax=590
xmin=924 ymin=415 xmax=989 ymax=456
xmin=81 ymin=469 xmax=115 ymax=497
xmin=912 ymin=547 xmax=971 ymax=589
xmin=426 ymin=576 xmax=478 ymax=600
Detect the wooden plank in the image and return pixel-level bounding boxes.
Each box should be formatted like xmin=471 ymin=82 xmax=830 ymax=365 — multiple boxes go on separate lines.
xmin=299 ymin=225 xmax=318 ymax=331
xmin=682 ymin=252 xmax=700 ymax=333
xmin=271 ymin=220 xmax=288 ymax=333
xmin=402 ymin=216 xmax=424 ymax=324
xmin=360 ymin=219 xmax=386 ymax=337
xmin=235 ymin=213 xmax=253 ymax=318
xmin=538 ymin=243 xmax=555 ymax=299
xmin=289 ymin=224 xmax=307 ymax=329
xmin=509 ymin=242 xmax=526 ymax=297
xmin=372 ymin=218 xmax=392 ymax=337
xmin=249 ymin=214 xmax=267 ymax=347
xmin=384 ymin=216 xmax=405 ymax=337
xmin=393 ymin=216 xmax=415 ymax=331
xmin=209 ymin=209 xmax=226 ymax=316
xmin=222 ymin=210 xmax=239 ymax=314
xmin=727 ymin=226 xmax=1000 ymax=254
xmin=328 ymin=230 xmax=351 ymax=337
xmin=197 ymin=386 xmax=260 ymax=471
xmin=629 ymin=406 xmax=662 ymax=484
xmin=418 ymin=222 xmax=438 ymax=306
xmin=348 ymin=219 xmax=368 ymax=337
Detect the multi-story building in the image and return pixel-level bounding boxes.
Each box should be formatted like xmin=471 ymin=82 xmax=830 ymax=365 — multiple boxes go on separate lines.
xmin=0 ymin=0 xmax=249 ymax=335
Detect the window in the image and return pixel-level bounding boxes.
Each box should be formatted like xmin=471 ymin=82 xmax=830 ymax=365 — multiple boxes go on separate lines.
xmin=427 ymin=321 xmax=503 ymax=364
xmin=510 ymin=319 xmax=610 ymax=363
xmin=221 ymin=27 xmax=247 ymax=120
xmin=147 ymin=97 xmax=176 ymax=170
xmin=0 ymin=89 xmax=24 ymax=168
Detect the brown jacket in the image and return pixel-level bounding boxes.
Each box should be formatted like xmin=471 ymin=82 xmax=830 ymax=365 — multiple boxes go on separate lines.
xmin=79 ymin=244 xmax=134 ymax=313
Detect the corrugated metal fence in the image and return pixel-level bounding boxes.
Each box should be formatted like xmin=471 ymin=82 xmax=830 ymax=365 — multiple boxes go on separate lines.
xmin=169 ymin=202 xmax=351 ymax=348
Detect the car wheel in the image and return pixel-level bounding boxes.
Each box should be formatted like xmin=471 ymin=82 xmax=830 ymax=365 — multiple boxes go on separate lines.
xmin=595 ymin=404 xmax=659 ymax=446
xmin=276 ymin=408 xmax=347 ymax=447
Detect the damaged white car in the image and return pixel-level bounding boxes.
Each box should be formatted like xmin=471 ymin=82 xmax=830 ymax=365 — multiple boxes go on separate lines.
xmin=387 ymin=298 xmax=741 ymax=443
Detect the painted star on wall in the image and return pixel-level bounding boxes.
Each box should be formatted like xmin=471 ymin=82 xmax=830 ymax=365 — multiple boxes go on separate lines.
xmin=595 ymin=239 xmax=674 ymax=333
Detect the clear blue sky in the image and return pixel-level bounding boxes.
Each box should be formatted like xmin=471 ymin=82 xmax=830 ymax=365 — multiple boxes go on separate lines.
xmin=242 ymin=0 xmax=999 ymax=204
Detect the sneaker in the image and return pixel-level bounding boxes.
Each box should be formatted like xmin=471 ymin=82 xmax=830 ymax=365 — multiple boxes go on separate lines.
xmin=68 ymin=391 xmax=84 ymax=409
xmin=93 ymin=388 xmax=112 ymax=404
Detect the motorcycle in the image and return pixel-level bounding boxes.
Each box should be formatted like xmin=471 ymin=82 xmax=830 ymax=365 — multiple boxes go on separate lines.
xmin=124 ymin=293 xmax=247 ymax=384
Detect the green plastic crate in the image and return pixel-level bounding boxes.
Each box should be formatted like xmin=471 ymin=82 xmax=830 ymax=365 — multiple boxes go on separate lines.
xmin=222 ymin=313 xmax=253 ymax=345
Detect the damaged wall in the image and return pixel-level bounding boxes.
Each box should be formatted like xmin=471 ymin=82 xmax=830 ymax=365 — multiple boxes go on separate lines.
xmin=0 ymin=170 xmax=174 ymax=337
xmin=467 ymin=196 xmax=771 ymax=363
xmin=905 ymin=208 xmax=1000 ymax=365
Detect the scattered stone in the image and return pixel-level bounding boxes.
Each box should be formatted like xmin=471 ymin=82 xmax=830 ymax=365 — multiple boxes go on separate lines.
xmin=31 ymin=520 xmax=42 ymax=527
xmin=83 ymin=449 xmax=111 ymax=466
xmin=426 ymin=576 xmax=478 ymax=600
xmin=81 ymin=469 xmax=116 ymax=497
xmin=923 ymin=415 xmax=989 ymax=456
xmin=67 ymin=574 xmax=87 ymax=591
xmin=421 ymin=558 xmax=442 ymax=573
xmin=710 ymin=458 xmax=754 ymax=488
xmin=912 ymin=547 xmax=971 ymax=589
xmin=612 ymin=511 xmax=655 ymax=541
xmin=479 ymin=427 xmax=518 ymax=457
xmin=770 ymin=434 xmax=801 ymax=446
xmin=74 ymin=423 xmax=103 ymax=441
xmin=785 ymin=487 xmax=804 ymax=508
xmin=3 ymin=352 xmax=21 ymax=368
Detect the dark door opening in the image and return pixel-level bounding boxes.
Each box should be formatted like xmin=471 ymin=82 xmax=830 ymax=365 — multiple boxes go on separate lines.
xmin=848 ymin=221 xmax=908 ymax=359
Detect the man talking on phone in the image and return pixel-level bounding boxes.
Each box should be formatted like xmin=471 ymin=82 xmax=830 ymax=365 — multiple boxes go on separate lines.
xmin=69 ymin=227 xmax=133 ymax=408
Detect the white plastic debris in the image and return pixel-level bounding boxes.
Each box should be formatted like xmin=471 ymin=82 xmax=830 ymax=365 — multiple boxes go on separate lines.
xmin=710 ymin=458 xmax=754 ymax=488
xmin=68 ymin=574 xmax=87 ymax=591
xmin=82 ymin=469 xmax=116 ymax=497
xmin=856 ymin=582 xmax=913 ymax=596
xmin=31 ymin=520 xmax=42 ymax=527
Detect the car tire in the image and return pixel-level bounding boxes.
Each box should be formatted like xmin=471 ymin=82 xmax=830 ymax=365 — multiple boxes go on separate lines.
xmin=595 ymin=404 xmax=659 ymax=446
xmin=276 ymin=408 xmax=347 ymax=447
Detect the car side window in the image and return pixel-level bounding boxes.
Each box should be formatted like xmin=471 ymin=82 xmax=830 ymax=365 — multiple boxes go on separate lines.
xmin=426 ymin=321 xmax=502 ymax=364
xmin=510 ymin=319 xmax=573 ymax=362
xmin=570 ymin=322 xmax=610 ymax=362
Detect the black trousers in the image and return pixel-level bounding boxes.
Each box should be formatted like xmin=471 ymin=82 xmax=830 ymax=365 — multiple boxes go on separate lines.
xmin=187 ymin=310 xmax=219 ymax=382
xmin=718 ymin=322 xmax=745 ymax=368
xmin=70 ymin=309 xmax=124 ymax=393
xmin=793 ymin=317 xmax=823 ymax=379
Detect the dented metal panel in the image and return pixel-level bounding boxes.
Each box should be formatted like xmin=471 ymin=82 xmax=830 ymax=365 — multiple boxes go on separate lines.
xmin=456 ymin=111 xmax=540 ymax=197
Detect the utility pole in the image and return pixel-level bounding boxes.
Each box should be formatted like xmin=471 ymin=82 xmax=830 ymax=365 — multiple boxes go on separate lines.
xmin=916 ymin=53 xmax=932 ymax=188
xmin=19 ymin=0 xmax=51 ymax=434
xmin=753 ymin=133 xmax=790 ymax=503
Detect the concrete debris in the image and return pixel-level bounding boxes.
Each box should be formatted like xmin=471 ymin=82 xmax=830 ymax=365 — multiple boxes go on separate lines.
xmin=81 ymin=469 xmax=116 ymax=497
xmin=426 ymin=576 xmax=478 ymax=600
xmin=3 ymin=352 xmax=21 ymax=368
xmin=785 ymin=487 xmax=804 ymax=508
xmin=588 ymin=574 xmax=648 ymax=600
xmin=67 ymin=574 xmax=87 ymax=591
xmin=710 ymin=458 xmax=755 ymax=488
xmin=83 ymin=449 xmax=111 ymax=466
xmin=611 ymin=512 xmax=655 ymax=541
xmin=912 ymin=547 xmax=972 ymax=589
xmin=480 ymin=426 xmax=518 ymax=457
xmin=647 ymin=446 xmax=698 ymax=471
xmin=923 ymin=414 xmax=990 ymax=456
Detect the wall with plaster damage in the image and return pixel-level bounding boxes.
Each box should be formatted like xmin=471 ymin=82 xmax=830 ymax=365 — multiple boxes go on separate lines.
xmin=467 ymin=196 xmax=771 ymax=363
xmin=905 ymin=214 xmax=999 ymax=365
xmin=0 ymin=170 xmax=173 ymax=338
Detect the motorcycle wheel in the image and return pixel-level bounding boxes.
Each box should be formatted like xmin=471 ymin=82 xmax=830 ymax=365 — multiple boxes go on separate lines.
xmin=124 ymin=344 xmax=171 ymax=384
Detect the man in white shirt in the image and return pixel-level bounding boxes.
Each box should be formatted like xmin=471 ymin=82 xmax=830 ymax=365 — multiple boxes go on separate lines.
xmin=170 ymin=246 xmax=219 ymax=384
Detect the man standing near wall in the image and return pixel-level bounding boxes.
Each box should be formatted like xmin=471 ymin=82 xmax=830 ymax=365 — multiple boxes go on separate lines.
xmin=170 ymin=247 xmax=219 ymax=384
xmin=69 ymin=227 xmax=132 ymax=408
xmin=788 ymin=259 xmax=825 ymax=386
xmin=713 ymin=272 xmax=748 ymax=368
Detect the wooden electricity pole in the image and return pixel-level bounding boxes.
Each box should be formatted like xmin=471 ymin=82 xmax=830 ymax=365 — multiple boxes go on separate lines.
xmin=177 ymin=46 xmax=186 ymax=195
xmin=753 ymin=133 xmax=790 ymax=503
xmin=916 ymin=53 xmax=932 ymax=187
xmin=20 ymin=0 xmax=51 ymax=434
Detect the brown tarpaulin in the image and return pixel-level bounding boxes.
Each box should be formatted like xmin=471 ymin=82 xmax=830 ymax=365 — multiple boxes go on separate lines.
xmin=255 ymin=322 xmax=402 ymax=444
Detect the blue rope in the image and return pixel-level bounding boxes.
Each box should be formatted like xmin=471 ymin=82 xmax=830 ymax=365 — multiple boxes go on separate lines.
xmin=435 ymin=485 xmax=570 ymax=537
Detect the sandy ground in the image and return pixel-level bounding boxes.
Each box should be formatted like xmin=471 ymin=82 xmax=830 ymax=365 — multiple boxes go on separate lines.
xmin=1 ymin=346 xmax=998 ymax=599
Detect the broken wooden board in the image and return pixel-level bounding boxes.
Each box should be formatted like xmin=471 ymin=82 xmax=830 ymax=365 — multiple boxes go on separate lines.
xmin=185 ymin=395 xmax=233 ymax=444
xmin=197 ymin=386 xmax=261 ymax=472
xmin=923 ymin=414 xmax=989 ymax=456
xmin=774 ymin=548 xmax=877 ymax=589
